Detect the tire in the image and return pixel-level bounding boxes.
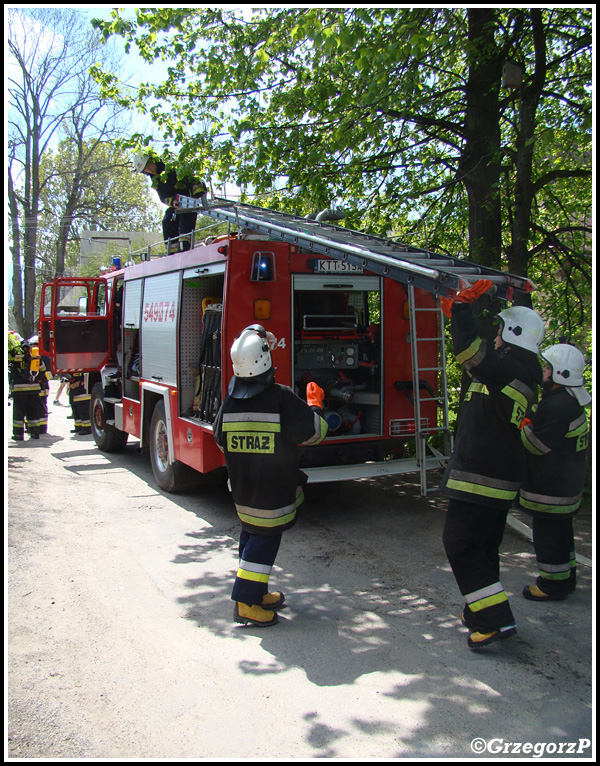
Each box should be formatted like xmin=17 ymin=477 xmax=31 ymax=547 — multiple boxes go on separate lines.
xmin=90 ymin=383 xmax=128 ymax=452
xmin=149 ymin=400 xmax=198 ymax=492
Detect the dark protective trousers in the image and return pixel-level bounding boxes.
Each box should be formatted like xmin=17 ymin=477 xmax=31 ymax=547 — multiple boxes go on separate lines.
xmin=12 ymin=392 xmax=42 ymax=439
xmin=38 ymin=391 xmax=48 ymax=434
xmin=162 ymin=208 xmax=197 ymax=252
xmin=69 ymin=389 xmax=91 ymax=433
xmin=443 ymin=498 xmax=516 ymax=633
xmin=531 ymin=514 xmax=577 ymax=597
xmin=231 ymin=530 xmax=283 ymax=607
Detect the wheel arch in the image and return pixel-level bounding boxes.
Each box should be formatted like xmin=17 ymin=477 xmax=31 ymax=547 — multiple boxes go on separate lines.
xmin=141 ymin=384 xmax=173 ymax=458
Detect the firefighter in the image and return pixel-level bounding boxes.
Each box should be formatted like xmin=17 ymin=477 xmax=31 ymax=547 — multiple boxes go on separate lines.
xmin=68 ymin=372 xmax=92 ymax=435
xmin=133 ymin=153 xmax=207 ymax=254
xmin=29 ymin=337 xmax=51 ymax=434
xmin=9 ymin=341 xmax=43 ymax=441
xmin=440 ymin=282 xmax=545 ymax=648
xmin=518 ymin=344 xmax=590 ymax=601
xmin=213 ymin=324 xmax=328 ymax=627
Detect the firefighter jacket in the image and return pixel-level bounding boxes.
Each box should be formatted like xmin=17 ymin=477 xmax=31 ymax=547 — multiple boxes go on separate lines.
xmin=68 ymin=372 xmax=86 ymax=395
xmin=37 ymin=356 xmax=51 ymax=395
xmin=150 ymin=162 xmax=207 ymax=208
xmin=518 ymin=387 xmax=589 ymax=516
xmin=440 ymin=303 xmax=542 ymax=509
xmin=8 ymin=351 xmax=41 ymax=396
xmin=213 ymin=382 xmax=328 ymax=535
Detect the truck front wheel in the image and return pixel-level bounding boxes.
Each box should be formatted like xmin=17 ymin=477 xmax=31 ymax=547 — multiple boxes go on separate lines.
xmin=91 ymin=383 xmax=128 ymax=452
xmin=149 ymin=400 xmax=197 ymax=492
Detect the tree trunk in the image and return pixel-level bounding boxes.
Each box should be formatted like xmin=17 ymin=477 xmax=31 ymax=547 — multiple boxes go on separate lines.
xmin=22 ymin=214 xmax=38 ymax=340
xmin=460 ymin=9 xmax=504 ymax=269
xmin=8 ymin=169 xmax=25 ymax=337
xmin=56 ymin=187 xmax=81 ymax=277
xmin=506 ymin=10 xmax=546 ymax=307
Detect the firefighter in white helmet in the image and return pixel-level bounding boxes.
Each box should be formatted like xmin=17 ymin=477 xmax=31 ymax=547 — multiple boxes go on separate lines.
xmin=518 ymin=344 xmax=590 ymax=601
xmin=133 ymin=152 xmax=207 ymax=254
xmin=440 ymin=283 xmax=545 ymax=648
xmin=213 ymin=325 xmax=328 ymax=627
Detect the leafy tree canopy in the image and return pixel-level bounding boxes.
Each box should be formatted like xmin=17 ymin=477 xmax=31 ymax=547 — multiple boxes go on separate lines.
xmin=92 ymin=7 xmax=591 ymax=343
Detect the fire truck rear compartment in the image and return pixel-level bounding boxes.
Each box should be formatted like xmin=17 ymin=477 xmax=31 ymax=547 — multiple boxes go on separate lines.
xmin=292 ymin=279 xmax=383 ymax=451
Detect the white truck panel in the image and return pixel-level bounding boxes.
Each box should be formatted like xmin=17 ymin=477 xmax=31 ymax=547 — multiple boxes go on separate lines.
xmin=123 ymin=279 xmax=143 ymax=328
xmin=141 ymin=272 xmax=180 ymax=385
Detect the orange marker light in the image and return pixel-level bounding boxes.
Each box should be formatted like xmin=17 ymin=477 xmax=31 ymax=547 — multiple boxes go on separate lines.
xmin=254 ymin=299 xmax=271 ymax=320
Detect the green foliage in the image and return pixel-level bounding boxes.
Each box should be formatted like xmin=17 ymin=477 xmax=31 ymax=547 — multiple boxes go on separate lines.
xmin=90 ymin=7 xmax=592 ymax=402
xmin=8 ymin=7 xmax=151 ymax=337
xmin=36 ymin=141 xmax=162 ymax=281
xmin=8 ymin=331 xmax=23 ymax=356
xmin=40 ymin=141 xmax=161 ymax=231
xmin=91 ymin=8 xmax=590 ymax=260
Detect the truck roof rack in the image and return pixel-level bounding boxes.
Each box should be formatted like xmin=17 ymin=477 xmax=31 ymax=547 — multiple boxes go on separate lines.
xmin=176 ymin=195 xmax=535 ymax=299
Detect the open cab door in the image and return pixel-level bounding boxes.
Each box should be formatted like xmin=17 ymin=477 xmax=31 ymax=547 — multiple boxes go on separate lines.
xmin=39 ymin=277 xmax=112 ymax=373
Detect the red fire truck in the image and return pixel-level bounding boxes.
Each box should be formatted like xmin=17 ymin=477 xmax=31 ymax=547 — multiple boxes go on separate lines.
xmin=39 ymin=197 xmax=534 ymax=495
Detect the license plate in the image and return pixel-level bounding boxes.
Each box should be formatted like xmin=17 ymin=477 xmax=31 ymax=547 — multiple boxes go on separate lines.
xmin=314 ymin=260 xmax=363 ymax=274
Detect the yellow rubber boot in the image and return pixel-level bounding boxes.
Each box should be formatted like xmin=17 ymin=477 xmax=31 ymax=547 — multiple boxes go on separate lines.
xmin=467 ymin=624 xmax=516 ymax=649
xmin=234 ymin=602 xmax=278 ymax=627
xmin=468 ymin=630 xmax=502 ymax=648
xmin=522 ymin=583 xmax=566 ymax=601
xmin=262 ymin=591 xmax=285 ymax=610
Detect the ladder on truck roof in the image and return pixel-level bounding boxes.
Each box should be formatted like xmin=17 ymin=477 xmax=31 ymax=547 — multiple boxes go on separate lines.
xmin=177 ymin=194 xmax=535 ymax=496
xmin=177 ymin=194 xmax=536 ymax=300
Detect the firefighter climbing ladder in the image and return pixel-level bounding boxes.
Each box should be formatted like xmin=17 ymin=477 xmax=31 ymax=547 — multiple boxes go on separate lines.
xmin=176 ymin=194 xmax=535 ymax=495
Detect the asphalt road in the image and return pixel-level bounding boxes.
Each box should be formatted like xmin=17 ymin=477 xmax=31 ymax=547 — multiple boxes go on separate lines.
xmin=6 ymin=380 xmax=594 ymax=760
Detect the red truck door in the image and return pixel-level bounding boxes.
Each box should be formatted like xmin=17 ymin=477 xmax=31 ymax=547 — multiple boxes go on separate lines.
xmin=39 ymin=277 xmax=112 ymax=372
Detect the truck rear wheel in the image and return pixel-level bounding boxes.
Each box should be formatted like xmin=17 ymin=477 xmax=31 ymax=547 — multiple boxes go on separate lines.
xmin=91 ymin=383 xmax=128 ymax=452
xmin=149 ymin=400 xmax=198 ymax=492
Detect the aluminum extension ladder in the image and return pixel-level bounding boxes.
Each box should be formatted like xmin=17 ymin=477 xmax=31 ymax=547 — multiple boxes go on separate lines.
xmin=407 ymin=285 xmax=453 ymax=496
xmin=176 ymin=194 xmax=535 ymax=300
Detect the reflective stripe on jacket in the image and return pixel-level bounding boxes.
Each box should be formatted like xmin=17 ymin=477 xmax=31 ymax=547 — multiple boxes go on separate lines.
xmin=441 ymin=303 xmax=542 ymax=509
xmin=214 ymin=383 xmax=327 ymax=534
xmin=518 ymin=387 xmax=588 ymax=515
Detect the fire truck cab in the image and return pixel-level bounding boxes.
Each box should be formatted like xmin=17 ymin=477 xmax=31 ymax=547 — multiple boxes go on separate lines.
xmin=39 ymin=198 xmax=534 ymax=495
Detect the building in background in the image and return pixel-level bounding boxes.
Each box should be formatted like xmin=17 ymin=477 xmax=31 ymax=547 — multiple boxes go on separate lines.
xmin=80 ymin=230 xmax=162 ymax=269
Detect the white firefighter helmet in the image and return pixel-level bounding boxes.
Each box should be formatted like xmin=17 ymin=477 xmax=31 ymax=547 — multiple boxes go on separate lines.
xmin=231 ymin=325 xmax=272 ymax=378
xmin=228 ymin=325 xmax=274 ymax=399
xmin=497 ymin=306 xmax=545 ymax=354
xmin=541 ymin=344 xmax=591 ymax=406
xmin=133 ymin=153 xmax=151 ymax=173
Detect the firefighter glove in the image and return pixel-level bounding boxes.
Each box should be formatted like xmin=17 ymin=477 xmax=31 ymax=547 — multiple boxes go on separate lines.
xmin=440 ymin=297 xmax=454 ymax=318
xmin=306 ymin=382 xmax=325 ymax=410
xmin=456 ymin=279 xmax=494 ymax=304
xmin=440 ymin=279 xmax=494 ymax=317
